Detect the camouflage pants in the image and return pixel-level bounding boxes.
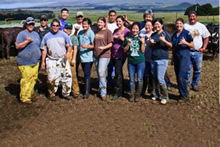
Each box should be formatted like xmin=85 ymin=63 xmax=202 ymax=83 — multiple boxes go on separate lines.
xmin=46 ymin=58 xmax=72 ymax=97
xmin=18 ymin=62 xmax=39 ymax=102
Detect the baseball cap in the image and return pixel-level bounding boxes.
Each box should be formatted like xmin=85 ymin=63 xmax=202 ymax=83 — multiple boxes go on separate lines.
xmin=26 ymin=17 xmax=35 ymax=24
xmin=76 ymin=11 xmax=84 ymax=17
xmin=64 ymin=22 xmax=73 ymax=29
xmin=40 ymin=15 xmax=48 ymax=21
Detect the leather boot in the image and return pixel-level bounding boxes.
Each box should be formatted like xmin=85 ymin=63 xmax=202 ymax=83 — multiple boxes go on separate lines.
xmin=135 ymin=82 xmax=143 ymax=102
xmin=83 ymin=79 xmax=90 ymax=99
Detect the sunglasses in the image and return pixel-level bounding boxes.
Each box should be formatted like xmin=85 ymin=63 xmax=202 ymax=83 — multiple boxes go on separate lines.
xmin=52 ymin=25 xmax=60 ymax=27
xmin=27 ymin=23 xmax=35 ymax=26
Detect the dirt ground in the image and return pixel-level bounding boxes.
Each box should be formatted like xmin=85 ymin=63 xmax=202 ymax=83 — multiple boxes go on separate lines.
xmin=0 ymin=52 xmax=219 ymax=147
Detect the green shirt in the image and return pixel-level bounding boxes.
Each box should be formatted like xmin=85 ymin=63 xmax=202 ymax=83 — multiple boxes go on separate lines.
xmin=70 ymin=34 xmax=79 ymax=46
xmin=122 ymin=35 xmax=145 ymax=64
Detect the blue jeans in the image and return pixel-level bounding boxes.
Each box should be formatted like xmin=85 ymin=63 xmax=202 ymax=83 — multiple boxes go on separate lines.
xmin=107 ymin=59 xmax=115 ymax=86
xmin=95 ymin=58 xmax=110 ymax=97
xmin=151 ymin=59 xmax=169 ymax=99
xmin=187 ymin=51 xmax=203 ymax=87
xmin=174 ymin=49 xmax=191 ymax=98
xmin=128 ymin=62 xmax=145 ymax=93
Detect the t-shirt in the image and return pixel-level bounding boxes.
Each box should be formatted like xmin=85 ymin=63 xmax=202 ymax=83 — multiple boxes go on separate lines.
xmin=72 ymin=23 xmax=83 ymax=36
xmin=150 ymin=31 xmax=171 ymax=60
xmin=184 ymin=22 xmax=210 ymax=51
xmin=59 ymin=18 xmax=68 ymax=30
xmin=16 ymin=29 xmax=41 ymax=66
xmin=139 ymin=28 xmax=153 ymax=62
xmin=41 ymin=31 xmax=72 ymax=60
xmin=112 ymin=27 xmax=130 ymax=59
xmin=78 ymin=29 xmax=95 ymax=63
xmin=70 ymin=34 xmax=79 ymax=46
xmin=139 ymin=21 xmax=146 ymax=30
xmin=34 ymin=26 xmax=51 ymax=40
xmin=122 ymin=35 xmax=145 ymax=64
xmin=94 ymin=29 xmax=113 ymax=58
xmin=172 ymin=29 xmax=193 ymax=52
xmin=107 ymin=22 xmax=118 ymax=33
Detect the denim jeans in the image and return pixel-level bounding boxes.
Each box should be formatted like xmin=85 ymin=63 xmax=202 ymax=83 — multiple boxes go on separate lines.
xmin=143 ymin=61 xmax=155 ymax=94
xmin=173 ymin=49 xmax=191 ymax=98
xmin=151 ymin=59 xmax=169 ymax=99
xmin=95 ymin=58 xmax=110 ymax=97
xmin=81 ymin=62 xmax=93 ymax=81
xmin=187 ymin=51 xmax=203 ymax=87
xmin=112 ymin=58 xmax=126 ymax=96
xmin=107 ymin=59 xmax=115 ymax=86
xmin=128 ymin=62 xmax=145 ymax=93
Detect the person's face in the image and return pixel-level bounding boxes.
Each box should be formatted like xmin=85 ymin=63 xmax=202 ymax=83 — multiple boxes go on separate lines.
xmin=82 ymin=21 xmax=90 ymax=31
xmin=40 ymin=19 xmax=48 ymax=27
xmin=131 ymin=25 xmax=139 ymax=36
xmin=145 ymin=21 xmax=153 ymax=33
xmin=26 ymin=23 xmax=35 ymax=32
xmin=153 ymin=21 xmax=163 ymax=32
xmin=61 ymin=10 xmax=69 ymax=20
xmin=176 ymin=20 xmax=184 ymax=32
xmin=97 ymin=19 xmax=105 ymax=29
xmin=144 ymin=14 xmax=153 ymax=22
xmin=109 ymin=12 xmax=116 ymax=23
xmin=51 ymin=22 xmax=60 ymax=33
xmin=64 ymin=28 xmax=72 ymax=36
xmin=76 ymin=16 xmax=84 ymax=24
xmin=188 ymin=13 xmax=197 ymax=25
xmin=116 ymin=18 xmax=124 ymax=28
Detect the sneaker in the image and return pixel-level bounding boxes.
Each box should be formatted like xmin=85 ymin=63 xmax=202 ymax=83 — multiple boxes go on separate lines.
xmin=63 ymin=96 xmax=72 ymax=101
xmin=160 ymin=99 xmax=167 ymax=105
xmin=152 ymin=96 xmax=157 ymax=101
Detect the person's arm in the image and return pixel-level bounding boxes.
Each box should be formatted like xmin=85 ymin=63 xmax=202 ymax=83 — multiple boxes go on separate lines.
xmin=16 ymin=37 xmax=32 ymax=49
xmin=123 ymin=14 xmax=134 ymax=26
xmin=199 ymin=37 xmax=209 ymax=53
xmin=41 ymin=49 xmax=46 ymax=69
xmin=81 ymin=42 xmax=94 ymax=50
xmin=98 ymin=42 xmax=112 ymax=50
xmin=124 ymin=38 xmax=131 ymax=53
xmin=64 ymin=45 xmax=72 ymax=60
xmin=159 ymin=35 xmax=172 ymax=49
xmin=71 ymin=45 xmax=77 ymax=66
xmin=140 ymin=37 xmax=145 ymax=53
xmin=179 ymin=37 xmax=194 ymax=48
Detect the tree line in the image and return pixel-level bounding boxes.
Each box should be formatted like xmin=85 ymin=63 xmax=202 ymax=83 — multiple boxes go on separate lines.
xmin=185 ymin=3 xmax=219 ymax=16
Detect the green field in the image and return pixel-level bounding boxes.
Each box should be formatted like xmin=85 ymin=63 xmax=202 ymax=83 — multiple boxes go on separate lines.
xmin=0 ymin=9 xmax=219 ymax=25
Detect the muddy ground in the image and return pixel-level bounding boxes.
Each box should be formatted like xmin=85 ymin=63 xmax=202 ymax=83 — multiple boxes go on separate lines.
xmin=0 ymin=52 xmax=219 ymax=147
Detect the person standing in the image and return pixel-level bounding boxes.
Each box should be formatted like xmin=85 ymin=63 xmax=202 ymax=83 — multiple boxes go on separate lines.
xmin=94 ymin=16 xmax=113 ymax=101
xmin=59 ymin=8 xmax=69 ymax=30
xmin=111 ymin=15 xmax=130 ymax=100
xmin=184 ymin=11 xmax=210 ymax=91
xmin=78 ymin=18 xmax=95 ymax=99
xmin=149 ymin=18 xmax=172 ymax=105
xmin=41 ymin=19 xmax=73 ymax=101
xmin=172 ymin=18 xmax=194 ymax=101
xmin=139 ymin=20 xmax=155 ymax=98
xmin=63 ymin=22 xmax=80 ymax=98
xmin=72 ymin=11 xmax=84 ymax=36
xmin=16 ymin=17 xmax=41 ymax=104
xmin=123 ymin=22 xmax=145 ymax=102
xmin=34 ymin=15 xmax=51 ymax=40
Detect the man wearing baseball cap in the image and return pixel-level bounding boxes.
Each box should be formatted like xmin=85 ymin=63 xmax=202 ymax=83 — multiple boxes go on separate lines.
xmin=35 ymin=15 xmax=51 ymax=40
xmin=72 ymin=11 xmax=84 ymax=36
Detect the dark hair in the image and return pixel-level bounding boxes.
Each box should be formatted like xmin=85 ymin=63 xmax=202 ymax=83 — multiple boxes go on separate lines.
xmin=61 ymin=8 xmax=69 ymax=13
xmin=188 ymin=10 xmax=197 ymax=17
xmin=83 ymin=18 xmax=92 ymax=25
xmin=108 ymin=10 xmax=117 ymax=15
xmin=152 ymin=18 xmax=163 ymax=25
xmin=176 ymin=18 xmax=184 ymax=24
xmin=51 ymin=19 xmax=61 ymax=27
xmin=97 ymin=16 xmax=106 ymax=23
xmin=116 ymin=15 xmax=125 ymax=22
xmin=130 ymin=22 xmax=140 ymax=31
xmin=145 ymin=20 xmax=153 ymax=25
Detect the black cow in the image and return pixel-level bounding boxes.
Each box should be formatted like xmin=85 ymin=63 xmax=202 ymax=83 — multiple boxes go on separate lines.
xmin=1 ymin=27 xmax=24 ymax=59
xmin=206 ymin=23 xmax=219 ymax=59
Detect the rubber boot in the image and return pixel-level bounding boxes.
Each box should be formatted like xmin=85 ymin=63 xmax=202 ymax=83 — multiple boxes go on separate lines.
xmin=160 ymin=84 xmax=168 ymax=100
xmin=135 ymin=82 xmax=143 ymax=102
xmin=83 ymin=79 xmax=90 ymax=99
xmin=142 ymin=77 xmax=148 ymax=96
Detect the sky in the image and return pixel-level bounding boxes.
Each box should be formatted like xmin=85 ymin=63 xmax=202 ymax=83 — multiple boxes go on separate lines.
xmin=0 ymin=0 xmax=218 ymax=9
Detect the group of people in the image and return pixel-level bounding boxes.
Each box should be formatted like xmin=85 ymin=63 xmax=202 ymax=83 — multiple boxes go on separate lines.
xmin=15 ymin=8 xmax=210 ymax=104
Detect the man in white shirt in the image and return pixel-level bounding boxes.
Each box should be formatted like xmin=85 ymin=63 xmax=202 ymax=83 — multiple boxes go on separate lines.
xmin=72 ymin=11 xmax=84 ymax=36
xmin=184 ymin=10 xmax=210 ymax=91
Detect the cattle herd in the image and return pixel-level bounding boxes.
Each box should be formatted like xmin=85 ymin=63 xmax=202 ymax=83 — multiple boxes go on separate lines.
xmin=0 ymin=23 xmax=219 ymax=60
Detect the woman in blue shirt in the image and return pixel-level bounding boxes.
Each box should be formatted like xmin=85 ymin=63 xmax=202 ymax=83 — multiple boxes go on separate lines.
xmin=172 ymin=18 xmax=194 ymax=102
xmin=78 ymin=18 xmax=95 ymax=99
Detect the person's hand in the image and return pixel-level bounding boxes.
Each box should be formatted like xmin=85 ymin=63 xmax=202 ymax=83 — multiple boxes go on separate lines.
xmin=71 ymin=59 xmax=76 ymax=66
xmin=39 ymin=27 xmax=44 ymax=32
xmin=74 ymin=26 xmax=80 ymax=30
xmin=123 ymin=14 xmax=128 ymax=21
xmin=26 ymin=37 xmax=33 ymax=43
xmin=159 ymin=34 xmax=166 ymax=42
xmin=140 ymin=37 xmax=145 ymax=44
xmin=64 ymin=52 xmax=70 ymax=60
xmin=98 ymin=46 xmax=105 ymax=50
xmin=199 ymin=48 xmax=205 ymax=53
xmin=41 ymin=62 xmax=45 ymax=70
xmin=149 ymin=38 xmax=155 ymax=44
xmin=179 ymin=37 xmax=187 ymax=45
xmin=127 ymin=38 xmax=132 ymax=44
xmin=81 ymin=44 xmax=87 ymax=48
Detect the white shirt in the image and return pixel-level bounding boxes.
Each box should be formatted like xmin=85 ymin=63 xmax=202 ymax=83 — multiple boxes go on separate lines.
xmin=184 ymin=22 xmax=210 ymax=51
xmin=71 ymin=23 xmax=83 ymax=36
xmin=107 ymin=22 xmax=118 ymax=33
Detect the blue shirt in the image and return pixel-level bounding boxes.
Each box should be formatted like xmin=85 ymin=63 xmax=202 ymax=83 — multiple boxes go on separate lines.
xmin=151 ymin=31 xmax=171 ymax=60
xmin=172 ymin=29 xmax=193 ymax=52
xmin=78 ymin=29 xmax=95 ymax=63
xmin=41 ymin=31 xmax=72 ymax=60
xmin=59 ymin=18 xmax=68 ymax=30
xmin=16 ymin=29 xmax=41 ymax=66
